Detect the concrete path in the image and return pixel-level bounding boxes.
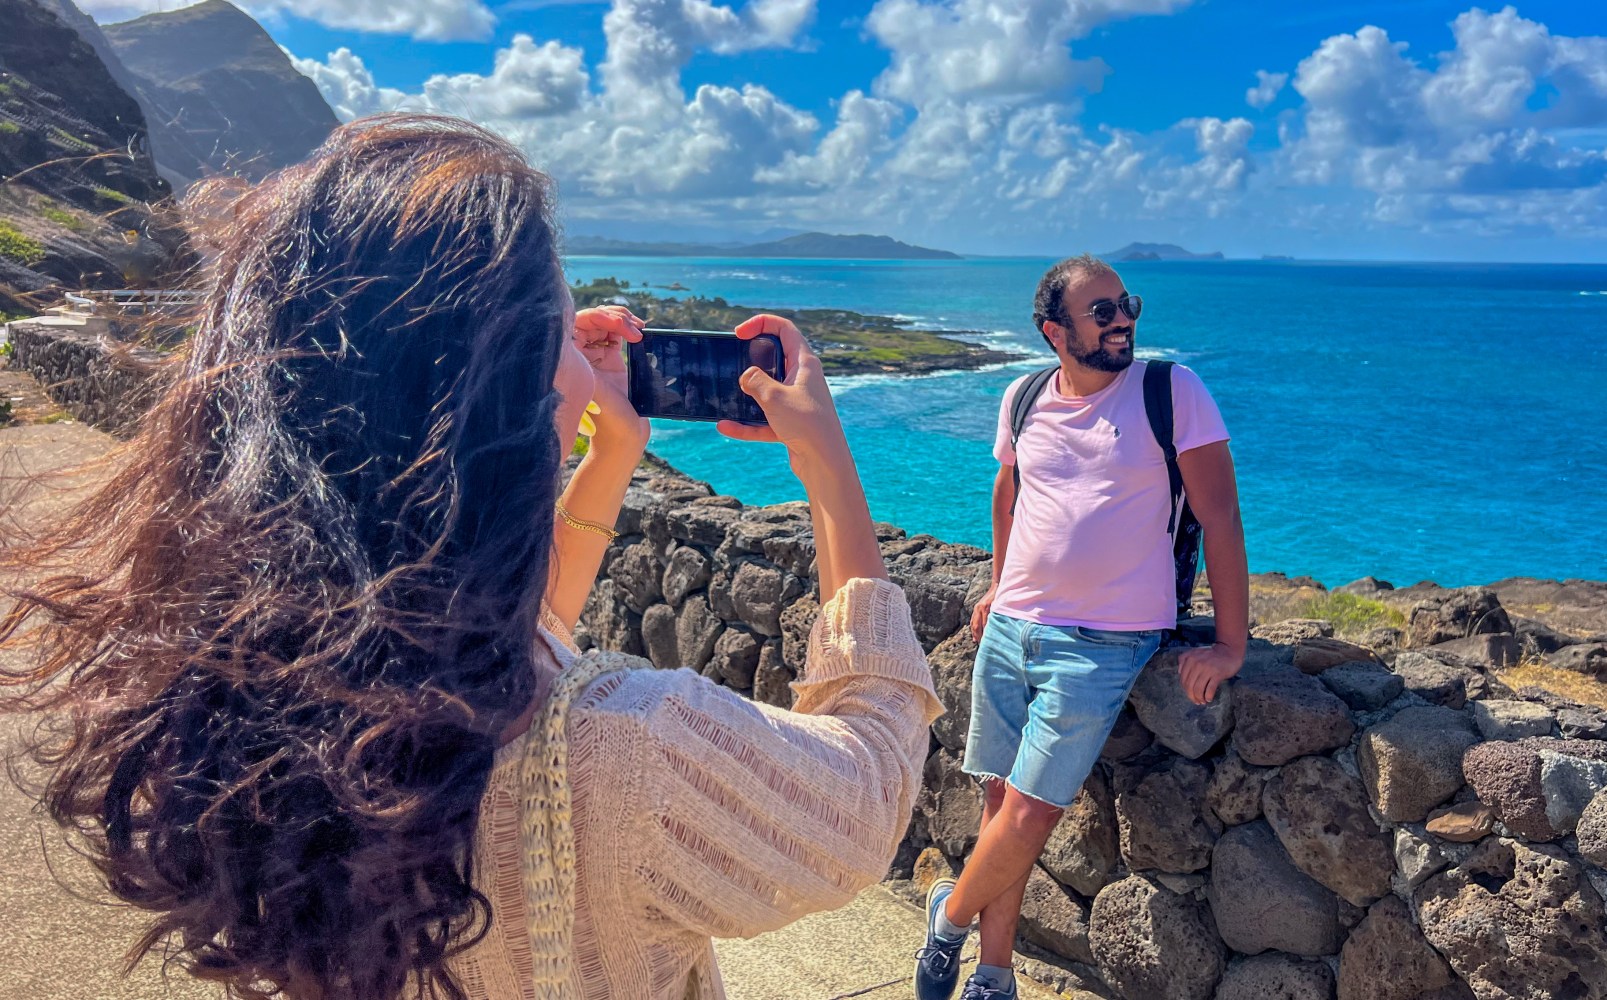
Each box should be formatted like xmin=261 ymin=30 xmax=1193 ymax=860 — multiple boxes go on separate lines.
xmin=0 ymin=421 xmax=1081 ymax=999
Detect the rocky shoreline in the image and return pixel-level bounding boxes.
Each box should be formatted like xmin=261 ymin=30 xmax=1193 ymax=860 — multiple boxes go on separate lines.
xmin=570 ymin=277 xmax=1025 ymax=377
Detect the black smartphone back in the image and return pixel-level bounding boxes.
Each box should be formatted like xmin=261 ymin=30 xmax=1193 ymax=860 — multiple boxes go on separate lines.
xmin=628 ymin=329 xmax=784 ymax=424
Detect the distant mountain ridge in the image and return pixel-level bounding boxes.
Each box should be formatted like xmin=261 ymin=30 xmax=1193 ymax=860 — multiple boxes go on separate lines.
xmin=1104 ymin=242 xmax=1225 ymax=261
xmin=565 ymin=231 xmax=961 ymax=260
xmin=94 ymin=0 xmax=338 ymax=187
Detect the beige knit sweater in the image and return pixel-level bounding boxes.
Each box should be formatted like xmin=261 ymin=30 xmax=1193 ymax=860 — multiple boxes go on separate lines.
xmin=448 ymin=577 xmax=942 ymax=1000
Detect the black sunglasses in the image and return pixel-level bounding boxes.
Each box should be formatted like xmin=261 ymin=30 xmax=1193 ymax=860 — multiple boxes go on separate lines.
xmin=1075 ymin=294 xmax=1143 ymax=327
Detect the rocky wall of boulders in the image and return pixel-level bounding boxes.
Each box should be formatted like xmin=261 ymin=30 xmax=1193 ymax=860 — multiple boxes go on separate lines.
xmin=580 ymin=468 xmax=1607 ymax=1000
xmin=5 ymin=319 xmax=165 ymax=436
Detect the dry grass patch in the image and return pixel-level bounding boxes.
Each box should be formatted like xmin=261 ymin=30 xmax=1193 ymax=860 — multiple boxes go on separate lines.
xmin=1498 ymin=661 xmax=1607 ymax=710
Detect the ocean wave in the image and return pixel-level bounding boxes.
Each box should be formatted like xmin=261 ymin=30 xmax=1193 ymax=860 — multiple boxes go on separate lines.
xmin=1579 ymin=290 xmax=1607 ymax=296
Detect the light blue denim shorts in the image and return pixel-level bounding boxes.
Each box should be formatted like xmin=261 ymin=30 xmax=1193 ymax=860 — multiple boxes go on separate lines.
xmin=962 ymin=611 xmax=1163 ymax=809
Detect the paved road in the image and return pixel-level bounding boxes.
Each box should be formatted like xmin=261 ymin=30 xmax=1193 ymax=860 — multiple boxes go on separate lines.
xmin=0 ymin=421 xmax=1075 ymax=999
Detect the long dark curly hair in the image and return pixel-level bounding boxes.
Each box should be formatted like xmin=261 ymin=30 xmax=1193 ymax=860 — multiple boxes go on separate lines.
xmin=1 ymin=114 xmax=570 ymax=999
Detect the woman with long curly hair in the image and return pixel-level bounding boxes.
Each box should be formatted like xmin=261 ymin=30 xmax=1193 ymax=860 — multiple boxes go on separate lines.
xmin=1 ymin=114 xmax=940 ymax=1000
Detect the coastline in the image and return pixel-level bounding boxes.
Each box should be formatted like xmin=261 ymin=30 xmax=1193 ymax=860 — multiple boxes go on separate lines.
xmin=571 ymin=277 xmax=1025 ymax=376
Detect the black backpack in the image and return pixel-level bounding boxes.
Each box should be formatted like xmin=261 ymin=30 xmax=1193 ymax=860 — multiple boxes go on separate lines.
xmin=1007 ymin=361 xmax=1203 ymax=624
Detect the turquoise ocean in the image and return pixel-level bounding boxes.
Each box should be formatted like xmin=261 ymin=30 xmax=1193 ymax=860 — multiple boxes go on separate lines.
xmin=563 ymin=256 xmax=1607 ymax=588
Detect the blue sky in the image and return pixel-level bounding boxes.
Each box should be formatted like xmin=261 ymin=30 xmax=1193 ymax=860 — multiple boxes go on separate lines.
xmin=85 ymin=1 xmax=1607 ymax=260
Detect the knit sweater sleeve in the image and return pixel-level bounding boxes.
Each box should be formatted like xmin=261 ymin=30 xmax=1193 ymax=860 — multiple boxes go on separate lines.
xmin=599 ymin=577 xmax=942 ymax=939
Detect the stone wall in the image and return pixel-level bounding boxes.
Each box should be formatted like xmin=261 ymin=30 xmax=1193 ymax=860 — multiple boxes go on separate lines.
xmin=4 ymin=317 xmax=165 ymax=437
xmin=582 ymin=469 xmax=1607 ymax=1000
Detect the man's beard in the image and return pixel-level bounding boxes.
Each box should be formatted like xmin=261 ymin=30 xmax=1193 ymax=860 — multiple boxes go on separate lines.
xmin=1067 ymin=326 xmax=1135 ymax=373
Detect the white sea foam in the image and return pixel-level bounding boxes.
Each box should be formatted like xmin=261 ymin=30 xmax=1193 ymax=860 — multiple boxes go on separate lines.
xmin=1579 ymin=290 xmax=1607 ymax=296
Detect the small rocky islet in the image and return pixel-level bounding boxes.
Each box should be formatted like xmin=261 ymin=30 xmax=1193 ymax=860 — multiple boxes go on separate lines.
xmin=570 ymin=276 xmax=1023 ymax=377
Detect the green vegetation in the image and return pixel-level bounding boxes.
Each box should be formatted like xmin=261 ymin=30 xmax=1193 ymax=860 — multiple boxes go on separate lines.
xmin=93 ymin=185 xmax=135 ymax=206
xmin=49 ymin=127 xmax=95 ymax=153
xmin=1295 ymin=592 xmax=1405 ymax=637
xmin=0 ymin=121 xmax=19 ymax=136
xmin=39 ymin=203 xmax=83 ymax=231
xmin=37 ymin=411 xmax=73 ymax=424
xmin=571 ymin=277 xmax=1018 ymax=376
xmin=0 ymin=221 xmax=45 ymax=266
xmin=0 ymin=399 xmax=11 ymax=424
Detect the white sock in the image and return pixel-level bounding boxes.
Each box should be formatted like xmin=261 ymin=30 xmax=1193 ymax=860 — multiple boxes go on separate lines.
xmin=934 ymin=893 xmax=968 ymax=941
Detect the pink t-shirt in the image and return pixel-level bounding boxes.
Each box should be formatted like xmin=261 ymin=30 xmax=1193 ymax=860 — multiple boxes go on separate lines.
xmin=992 ymin=360 xmax=1229 ymax=630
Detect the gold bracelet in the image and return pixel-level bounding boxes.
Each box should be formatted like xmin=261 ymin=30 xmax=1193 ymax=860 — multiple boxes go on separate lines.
xmin=555 ymin=502 xmax=620 ymax=541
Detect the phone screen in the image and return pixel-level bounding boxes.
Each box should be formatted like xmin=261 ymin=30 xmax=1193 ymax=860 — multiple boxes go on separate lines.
xmin=628 ymin=329 xmax=784 ymax=424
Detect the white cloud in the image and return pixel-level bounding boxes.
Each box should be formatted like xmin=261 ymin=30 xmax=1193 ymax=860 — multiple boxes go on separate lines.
xmin=864 ymin=0 xmax=1192 ymax=107
xmin=77 ymin=0 xmax=497 ymax=41
xmin=289 ymin=47 xmax=410 ymax=120
xmin=424 ymin=35 xmax=589 ymax=117
xmin=1246 ymin=70 xmax=1287 ymax=109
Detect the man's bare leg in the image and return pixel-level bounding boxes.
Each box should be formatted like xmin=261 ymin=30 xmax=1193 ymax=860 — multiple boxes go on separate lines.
xmin=945 ymin=782 xmax=1063 ymax=954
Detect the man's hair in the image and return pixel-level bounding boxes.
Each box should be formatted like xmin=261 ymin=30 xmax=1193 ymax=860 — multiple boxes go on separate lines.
xmin=1032 ymin=253 xmax=1117 ymax=348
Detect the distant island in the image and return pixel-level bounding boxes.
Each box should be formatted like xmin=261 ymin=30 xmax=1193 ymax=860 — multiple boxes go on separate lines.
xmin=564 ymin=232 xmax=962 ymax=261
xmin=1104 ymin=242 xmax=1225 ymax=262
xmin=571 ymin=277 xmax=1020 ymax=376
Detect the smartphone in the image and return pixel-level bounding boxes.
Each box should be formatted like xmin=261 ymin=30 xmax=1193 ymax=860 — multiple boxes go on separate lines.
xmin=627 ymin=328 xmax=784 ymax=424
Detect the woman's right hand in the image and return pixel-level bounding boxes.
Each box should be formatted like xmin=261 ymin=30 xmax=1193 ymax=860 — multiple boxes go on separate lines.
xmin=716 ymin=314 xmax=849 ymax=468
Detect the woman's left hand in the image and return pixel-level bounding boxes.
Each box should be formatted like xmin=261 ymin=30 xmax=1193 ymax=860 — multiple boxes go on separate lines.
xmin=573 ymin=305 xmax=650 ymax=452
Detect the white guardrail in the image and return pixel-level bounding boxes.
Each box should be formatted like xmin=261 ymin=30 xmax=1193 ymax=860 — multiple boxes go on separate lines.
xmin=62 ymin=289 xmax=202 ymax=314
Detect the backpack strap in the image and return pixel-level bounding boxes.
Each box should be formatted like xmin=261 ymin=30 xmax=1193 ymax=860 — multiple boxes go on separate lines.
xmin=1142 ymin=360 xmax=1184 ymax=535
xmin=1008 ymin=365 xmax=1060 ymax=514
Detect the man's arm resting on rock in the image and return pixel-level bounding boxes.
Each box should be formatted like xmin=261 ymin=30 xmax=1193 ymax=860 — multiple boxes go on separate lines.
xmin=1175 ymin=441 xmax=1249 ymax=704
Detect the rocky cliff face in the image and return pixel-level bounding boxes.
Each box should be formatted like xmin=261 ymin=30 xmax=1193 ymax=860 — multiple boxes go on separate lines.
xmin=0 ymin=0 xmax=182 ymax=311
xmin=100 ymin=0 xmax=338 ymax=187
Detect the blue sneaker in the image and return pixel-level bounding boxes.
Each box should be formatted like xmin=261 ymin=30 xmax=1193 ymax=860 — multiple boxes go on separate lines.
xmin=959 ymin=973 xmax=1016 ymax=999
xmin=914 ymin=878 xmax=968 ymax=1000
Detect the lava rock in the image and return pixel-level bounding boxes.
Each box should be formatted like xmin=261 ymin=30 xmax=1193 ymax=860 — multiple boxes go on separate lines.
xmin=1232 ymin=665 xmax=1356 ymax=766
xmin=1551 ymin=642 xmax=1607 ymax=679
xmin=1320 ymin=660 xmax=1405 ymax=712
xmin=1090 ymin=874 xmax=1226 ymax=1000
xmin=1337 ymin=895 xmax=1457 ymax=1000
xmin=1205 ymin=748 xmax=1272 ymax=827
xmin=1463 ymin=738 xmax=1607 ymax=841
xmin=1417 ymin=837 xmax=1607 ymax=1000
xmin=1129 ymin=646 xmax=1235 ymax=759
xmin=610 ymin=540 xmax=668 ymax=620
xmin=1101 ymin=704 xmax=1154 ymax=761
xmin=919 ymin=749 xmax=983 ymax=858
xmin=778 ymin=595 xmax=819 ymax=676
xmin=1406 ymin=587 xmax=1513 ymax=648
xmin=1576 ymin=789 xmax=1607 ymax=866
xmin=1263 ymin=755 xmax=1394 ymax=906
xmin=927 ymin=629 xmax=977 ymax=753
xmin=1215 ymin=954 xmax=1335 ymax=1000
xmin=660 ymin=545 xmax=712 ymax=606
xmin=1041 ymin=770 xmax=1120 ymax=897
xmin=1394 ymin=826 xmax=1450 ymax=889
xmin=641 ymin=602 xmax=679 ymax=669
xmin=674 ymin=593 xmax=724 ymax=671
xmin=1389 ymin=651 xmax=1475 ymax=709
xmin=752 ymin=640 xmax=792 ymax=708
xmin=728 ymin=559 xmax=787 ymax=636
xmin=1471 ymin=699 xmax=1555 ymax=741
xmin=1019 ymin=865 xmax=1094 ymax=965
xmin=1424 ymin=800 xmax=1495 ymax=843
xmin=1206 ymin=821 xmax=1344 ymax=957
xmin=1429 ymin=632 xmax=1520 ymax=669
xmin=708 ymin=626 xmax=761 ymax=688
xmin=1252 ymin=619 xmax=1333 ymax=644
xmin=1293 ymin=636 xmax=1381 ymax=675
xmin=1114 ymin=756 xmax=1218 ymax=874
xmin=1558 ymin=706 xmax=1607 ymax=740
xmin=1358 ymin=706 xmax=1480 ymax=822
